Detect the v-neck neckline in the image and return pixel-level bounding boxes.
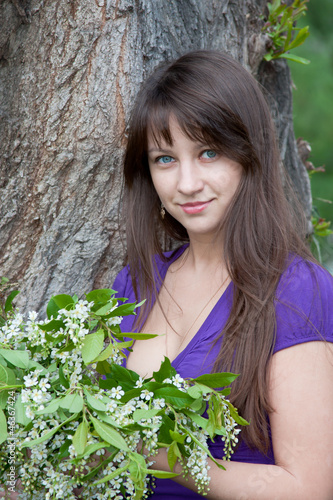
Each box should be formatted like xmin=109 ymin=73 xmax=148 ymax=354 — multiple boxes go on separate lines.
xmin=155 ymin=244 xmax=233 ymax=369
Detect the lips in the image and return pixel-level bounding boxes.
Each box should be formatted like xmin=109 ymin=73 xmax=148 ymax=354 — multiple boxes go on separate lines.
xmin=180 ymin=200 xmax=212 ymax=214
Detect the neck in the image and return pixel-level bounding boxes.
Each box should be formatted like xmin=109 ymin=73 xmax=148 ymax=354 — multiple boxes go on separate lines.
xmin=185 ymin=235 xmax=226 ymax=272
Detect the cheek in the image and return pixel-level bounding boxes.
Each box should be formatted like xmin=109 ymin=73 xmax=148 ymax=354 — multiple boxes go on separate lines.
xmin=149 ymin=171 xmax=167 ymax=201
xmin=221 ymin=167 xmax=242 ymax=193
xmin=216 ymin=171 xmax=239 ymax=193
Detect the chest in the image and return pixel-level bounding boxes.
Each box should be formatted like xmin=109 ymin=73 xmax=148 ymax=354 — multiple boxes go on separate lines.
xmin=126 ymin=280 xmax=228 ymax=378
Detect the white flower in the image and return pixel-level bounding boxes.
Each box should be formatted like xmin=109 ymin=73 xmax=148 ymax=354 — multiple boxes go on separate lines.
xmin=110 ymin=386 xmax=124 ymax=400
xmin=153 ymin=398 xmax=165 ymax=409
xmin=107 ymin=316 xmax=122 ymax=326
xmin=135 ymin=377 xmax=144 ymax=388
xmin=106 ymin=401 xmax=118 ymax=412
xmin=23 ymin=374 xmax=38 ymax=387
xmin=39 ymin=378 xmax=51 ymax=392
xmin=21 ymin=389 xmax=31 ymax=403
xmin=28 ymin=429 xmax=39 ymax=439
xmin=31 ymin=389 xmax=45 ymax=404
xmin=140 ymin=390 xmax=154 ymax=401
xmin=172 ymin=374 xmax=184 ymax=388
xmin=25 ymin=407 xmax=35 ymax=419
xmin=136 ymin=400 xmax=148 ymax=410
xmin=28 ymin=311 xmax=38 ymax=321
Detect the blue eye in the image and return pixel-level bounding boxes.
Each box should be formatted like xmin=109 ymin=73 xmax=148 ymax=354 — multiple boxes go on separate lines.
xmin=157 ymin=156 xmax=174 ymax=164
xmin=202 ymin=150 xmax=217 ymax=159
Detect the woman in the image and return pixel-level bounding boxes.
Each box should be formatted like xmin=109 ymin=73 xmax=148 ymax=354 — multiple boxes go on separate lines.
xmin=113 ymin=51 xmax=333 ymax=499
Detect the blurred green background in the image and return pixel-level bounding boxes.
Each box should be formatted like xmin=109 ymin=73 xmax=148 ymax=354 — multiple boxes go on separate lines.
xmin=289 ymin=0 xmax=333 ymax=270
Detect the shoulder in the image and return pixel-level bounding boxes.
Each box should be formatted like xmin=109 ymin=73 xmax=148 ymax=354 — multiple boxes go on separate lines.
xmin=277 ymin=255 xmax=333 ymax=295
xmin=274 ymin=256 xmax=333 ymax=353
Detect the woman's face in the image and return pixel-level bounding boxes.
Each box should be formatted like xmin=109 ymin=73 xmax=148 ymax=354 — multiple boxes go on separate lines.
xmin=148 ymin=117 xmax=243 ymax=243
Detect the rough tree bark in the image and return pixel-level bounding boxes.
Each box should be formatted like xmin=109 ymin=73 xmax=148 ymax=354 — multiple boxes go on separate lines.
xmin=0 ymin=0 xmax=311 ymax=313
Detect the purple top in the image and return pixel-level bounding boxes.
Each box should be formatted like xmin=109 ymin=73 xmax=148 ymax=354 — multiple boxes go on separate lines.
xmin=112 ymin=246 xmax=333 ymax=499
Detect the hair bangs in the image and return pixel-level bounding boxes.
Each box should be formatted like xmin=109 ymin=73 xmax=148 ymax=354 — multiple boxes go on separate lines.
xmin=146 ymin=94 xmax=249 ymax=166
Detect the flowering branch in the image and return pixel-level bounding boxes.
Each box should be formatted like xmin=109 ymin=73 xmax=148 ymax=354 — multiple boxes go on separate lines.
xmin=0 ymin=285 xmax=248 ymax=499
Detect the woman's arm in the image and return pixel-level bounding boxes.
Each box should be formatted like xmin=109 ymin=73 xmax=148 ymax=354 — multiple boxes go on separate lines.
xmin=153 ymin=341 xmax=333 ymax=500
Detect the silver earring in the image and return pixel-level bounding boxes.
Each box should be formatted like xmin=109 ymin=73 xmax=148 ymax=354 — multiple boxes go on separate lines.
xmin=160 ymin=203 xmax=165 ymax=219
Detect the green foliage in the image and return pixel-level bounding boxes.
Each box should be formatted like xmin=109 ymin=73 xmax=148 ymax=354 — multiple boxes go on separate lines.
xmin=289 ymin=0 xmax=333 ymax=269
xmin=262 ymin=0 xmax=310 ymax=64
xmin=0 ymin=277 xmax=19 ymax=327
xmin=0 ymin=285 xmax=247 ymax=499
xmin=310 ymin=211 xmax=333 ymax=264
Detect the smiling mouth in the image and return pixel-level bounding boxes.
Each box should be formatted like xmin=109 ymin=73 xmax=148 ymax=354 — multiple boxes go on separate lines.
xmin=180 ymin=200 xmax=212 ymax=214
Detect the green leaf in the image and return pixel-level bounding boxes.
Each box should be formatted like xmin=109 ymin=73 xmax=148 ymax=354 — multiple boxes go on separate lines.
xmin=190 ymin=398 xmax=207 ymax=413
xmin=147 ymin=469 xmax=179 ymax=479
xmin=279 ymin=53 xmax=310 ymax=64
xmin=228 ymin=403 xmax=250 ymax=426
xmin=152 ymin=356 xmax=176 ymax=383
xmin=111 ymin=303 xmax=136 ymax=316
xmin=96 ymin=360 xmax=111 ymax=375
xmin=47 ymin=294 xmax=74 ymax=319
xmin=0 ymin=390 xmax=8 ymax=409
xmin=90 ymin=416 xmax=129 ymax=451
xmin=116 ymin=340 xmax=134 ymax=351
xmin=78 ymin=441 xmax=111 ymax=458
xmin=119 ymin=332 xmax=157 ymax=340
xmin=154 ymin=387 xmax=194 ymax=408
xmin=0 ymin=408 xmax=8 ymax=445
xmin=220 ymin=388 xmax=231 ymax=397
xmin=93 ymin=410 xmax=121 ymax=428
xmin=0 ymin=364 xmax=8 ymax=386
xmin=81 ymin=329 xmax=104 ymax=364
xmin=38 ymin=319 xmax=66 ymax=332
xmin=128 ymin=452 xmax=147 ymax=481
xmin=84 ymin=390 xmax=107 ymax=412
xmin=57 ymin=340 xmax=76 ymax=353
xmin=60 ymin=393 xmax=84 ymax=413
xmin=0 ymin=349 xmax=30 ymax=369
xmin=59 ymin=365 xmax=69 ymax=389
xmin=187 ymin=385 xmax=202 ymax=399
xmin=94 ymin=463 xmax=129 ymax=485
xmin=35 ymin=398 xmax=60 ymax=415
xmin=21 ymin=413 xmax=78 ymax=448
xmin=169 ymin=430 xmax=185 ymax=444
xmin=94 ymin=302 xmax=114 ymax=316
xmin=132 ymin=409 xmax=161 ymax=422
xmin=15 ymin=394 xmax=31 ymax=426
xmin=72 ymin=420 xmax=88 ymax=455
xmin=192 ymin=372 xmax=239 ymax=388
xmin=158 ymin=414 xmax=176 ymax=445
xmin=187 ymin=383 xmax=213 ymax=399
xmin=183 ymin=409 xmax=209 ymax=429
xmin=5 ymin=290 xmax=20 ymax=313
xmin=92 ymin=342 xmax=116 ymax=363
xmin=316 ymin=228 xmax=333 ymax=237
xmin=85 ymin=289 xmax=114 ymax=304
xmin=287 ymin=25 xmax=309 ymax=51
xmin=167 ymin=442 xmax=181 ymax=471
xmin=263 ymin=53 xmax=273 ymax=62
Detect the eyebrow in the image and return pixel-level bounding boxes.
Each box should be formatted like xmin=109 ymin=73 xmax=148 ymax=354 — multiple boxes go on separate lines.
xmin=147 ymin=142 xmax=209 ymax=154
xmin=147 ymin=147 xmax=172 ymax=154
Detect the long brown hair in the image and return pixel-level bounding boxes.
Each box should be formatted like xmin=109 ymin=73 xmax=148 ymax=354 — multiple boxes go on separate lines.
xmin=122 ymin=50 xmax=313 ymax=452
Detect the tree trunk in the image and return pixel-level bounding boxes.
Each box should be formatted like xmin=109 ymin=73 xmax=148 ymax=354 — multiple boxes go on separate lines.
xmin=0 ymin=0 xmax=311 ymax=313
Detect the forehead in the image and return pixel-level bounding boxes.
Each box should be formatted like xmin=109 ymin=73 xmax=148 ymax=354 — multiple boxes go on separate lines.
xmin=148 ymin=116 xmax=183 ymax=147
xmin=147 ymin=112 xmax=210 ymax=151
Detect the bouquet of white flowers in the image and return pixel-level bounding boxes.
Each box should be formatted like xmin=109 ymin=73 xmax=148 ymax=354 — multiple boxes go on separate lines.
xmin=0 ymin=278 xmax=247 ymax=500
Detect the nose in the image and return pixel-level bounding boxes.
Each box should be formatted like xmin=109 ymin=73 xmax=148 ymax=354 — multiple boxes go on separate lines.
xmin=177 ymin=160 xmax=204 ymax=196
